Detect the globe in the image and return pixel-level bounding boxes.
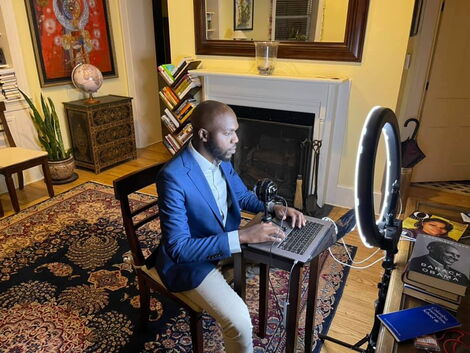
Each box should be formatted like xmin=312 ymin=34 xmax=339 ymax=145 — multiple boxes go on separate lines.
xmin=71 ymin=63 xmax=103 ymax=104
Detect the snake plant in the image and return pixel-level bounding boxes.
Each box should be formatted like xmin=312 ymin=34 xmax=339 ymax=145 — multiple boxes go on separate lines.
xmin=19 ymin=89 xmax=71 ymax=161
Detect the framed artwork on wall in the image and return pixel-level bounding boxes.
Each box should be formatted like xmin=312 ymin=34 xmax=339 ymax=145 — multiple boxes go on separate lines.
xmin=25 ymin=0 xmax=117 ymax=87
xmin=234 ymin=0 xmax=254 ymax=31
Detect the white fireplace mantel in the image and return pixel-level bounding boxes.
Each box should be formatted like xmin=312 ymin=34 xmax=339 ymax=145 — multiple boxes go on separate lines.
xmin=191 ymin=69 xmax=351 ymax=207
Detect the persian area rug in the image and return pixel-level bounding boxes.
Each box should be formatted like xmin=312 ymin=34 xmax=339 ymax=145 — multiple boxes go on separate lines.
xmin=0 ymin=182 xmax=356 ymax=353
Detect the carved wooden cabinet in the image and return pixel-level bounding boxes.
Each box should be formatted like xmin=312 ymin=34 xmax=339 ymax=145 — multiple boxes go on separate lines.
xmin=63 ymin=95 xmax=137 ymax=174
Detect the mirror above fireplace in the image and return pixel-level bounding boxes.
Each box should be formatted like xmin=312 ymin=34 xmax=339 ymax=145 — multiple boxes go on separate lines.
xmin=194 ymin=0 xmax=370 ymax=62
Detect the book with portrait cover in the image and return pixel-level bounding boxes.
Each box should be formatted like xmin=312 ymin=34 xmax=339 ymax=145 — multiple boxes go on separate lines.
xmin=407 ymin=234 xmax=470 ymax=296
xmin=377 ymin=304 xmax=460 ymax=342
xmin=401 ymin=211 xmax=468 ymax=241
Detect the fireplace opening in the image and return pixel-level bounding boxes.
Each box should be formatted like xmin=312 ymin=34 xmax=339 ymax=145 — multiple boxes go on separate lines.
xmin=230 ymin=105 xmax=314 ymax=206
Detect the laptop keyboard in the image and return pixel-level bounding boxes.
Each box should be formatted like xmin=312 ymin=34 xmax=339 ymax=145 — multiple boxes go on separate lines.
xmin=278 ymin=221 xmax=323 ymax=255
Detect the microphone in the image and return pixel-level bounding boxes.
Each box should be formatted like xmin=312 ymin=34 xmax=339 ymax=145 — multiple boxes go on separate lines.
xmin=253 ymin=178 xmax=278 ymax=203
xmin=253 ymin=178 xmax=278 ymax=222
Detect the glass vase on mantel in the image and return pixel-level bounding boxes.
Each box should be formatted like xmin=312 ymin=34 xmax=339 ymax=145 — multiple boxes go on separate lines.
xmin=254 ymin=41 xmax=279 ymax=75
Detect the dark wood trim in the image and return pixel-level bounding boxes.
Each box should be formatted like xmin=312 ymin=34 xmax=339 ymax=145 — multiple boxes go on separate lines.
xmin=194 ymin=0 xmax=370 ymax=62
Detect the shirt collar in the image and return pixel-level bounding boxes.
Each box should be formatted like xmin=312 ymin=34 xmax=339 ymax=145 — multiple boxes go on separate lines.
xmin=188 ymin=141 xmax=221 ymax=172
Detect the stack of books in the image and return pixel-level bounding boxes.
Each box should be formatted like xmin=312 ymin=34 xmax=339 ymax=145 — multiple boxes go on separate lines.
xmin=157 ymin=58 xmax=201 ymax=86
xmin=163 ymin=134 xmax=181 ymax=155
xmin=403 ymin=233 xmax=470 ymax=311
xmin=172 ymin=74 xmax=201 ymax=100
xmin=0 ymin=68 xmax=20 ymax=101
xmin=162 ymin=123 xmax=194 ymax=155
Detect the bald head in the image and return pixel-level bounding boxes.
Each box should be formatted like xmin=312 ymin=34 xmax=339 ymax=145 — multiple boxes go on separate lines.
xmin=191 ymin=100 xmax=236 ymax=132
xmin=190 ymin=100 xmax=239 ymax=162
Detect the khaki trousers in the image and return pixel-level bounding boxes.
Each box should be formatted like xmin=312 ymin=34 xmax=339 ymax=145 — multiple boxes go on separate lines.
xmin=155 ymin=268 xmax=254 ymax=353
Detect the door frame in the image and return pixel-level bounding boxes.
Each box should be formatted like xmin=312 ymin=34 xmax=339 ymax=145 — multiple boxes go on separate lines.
xmin=396 ymin=0 xmax=444 ymax=136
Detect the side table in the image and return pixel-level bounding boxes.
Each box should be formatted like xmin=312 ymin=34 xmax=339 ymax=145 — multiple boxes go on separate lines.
xmin=63 ymin=95 xmax=137 ymax=174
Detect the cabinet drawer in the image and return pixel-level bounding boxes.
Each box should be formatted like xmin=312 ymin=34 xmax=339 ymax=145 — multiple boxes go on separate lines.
xmin=96 ymin=139 xmax=136 ymax=166
xmin=94 ymin=122 xmax=134 ymax=146
xmin=92 ymin=103 xmax=132 ymax=127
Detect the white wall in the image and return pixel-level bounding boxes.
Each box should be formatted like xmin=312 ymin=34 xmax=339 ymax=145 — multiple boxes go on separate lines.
xmin=120 ymin=0 xmax=161 ymax=147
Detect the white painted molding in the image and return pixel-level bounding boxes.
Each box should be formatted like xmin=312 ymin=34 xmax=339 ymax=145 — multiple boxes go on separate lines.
xmin=118 ymin=0 xmax=161 ymax=148
xmin=192 ymin=69 xmax=352 ymax=207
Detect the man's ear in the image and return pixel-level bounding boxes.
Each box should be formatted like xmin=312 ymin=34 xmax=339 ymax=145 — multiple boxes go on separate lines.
xmin=198 ymin=128 xmax=209 ymax=142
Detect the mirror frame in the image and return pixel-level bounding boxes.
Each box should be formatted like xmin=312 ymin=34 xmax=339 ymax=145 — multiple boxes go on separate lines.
xmin=194 ymin=0 xmax=370 ymax=62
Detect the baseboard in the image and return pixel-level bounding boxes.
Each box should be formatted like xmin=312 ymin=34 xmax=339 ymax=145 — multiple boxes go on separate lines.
xmin=327 ymin=184 xmax=383 ymax=212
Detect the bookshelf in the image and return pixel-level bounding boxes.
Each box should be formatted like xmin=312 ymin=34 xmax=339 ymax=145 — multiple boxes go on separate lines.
xmin=157 ymin=59 xmax=201 ymax=155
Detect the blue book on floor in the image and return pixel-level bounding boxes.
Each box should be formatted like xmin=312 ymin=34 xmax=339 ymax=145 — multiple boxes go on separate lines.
xmin=377 ymin=304 xmax=460 ymax=342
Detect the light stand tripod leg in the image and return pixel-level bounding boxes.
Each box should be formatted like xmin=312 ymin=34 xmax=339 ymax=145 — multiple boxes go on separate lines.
xmin=364 ymin=248 xmax=396 ymax=352
xmin=317 ymin=333 xmax=367 ymax=352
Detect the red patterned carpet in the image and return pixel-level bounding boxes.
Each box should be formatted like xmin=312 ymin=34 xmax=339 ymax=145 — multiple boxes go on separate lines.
xmin=0 ymin=182 xmax=355 ymax=352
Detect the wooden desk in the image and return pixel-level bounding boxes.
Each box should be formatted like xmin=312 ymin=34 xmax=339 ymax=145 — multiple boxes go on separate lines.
xmin=234 ymin=213 xmax=324 ymax=353
xmin=376 ymin=199 xmax=470 ymax=353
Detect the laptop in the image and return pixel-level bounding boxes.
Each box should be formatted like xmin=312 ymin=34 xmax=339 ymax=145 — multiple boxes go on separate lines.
xmin=247 ymin=214 xmax=337 ymax=263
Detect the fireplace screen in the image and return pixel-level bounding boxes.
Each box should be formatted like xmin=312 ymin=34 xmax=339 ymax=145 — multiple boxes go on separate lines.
xmin=230 ymin=105 xmax=314 ymax=205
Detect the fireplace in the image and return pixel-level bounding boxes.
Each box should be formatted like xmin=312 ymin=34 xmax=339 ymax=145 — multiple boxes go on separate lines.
xmin=192 ymin=69 xmax=351 ymax=207
xmin=230 ymin=104 xmax=314 ymax=205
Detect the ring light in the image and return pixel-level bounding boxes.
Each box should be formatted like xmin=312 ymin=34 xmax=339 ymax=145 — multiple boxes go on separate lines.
xmin=354 ymin=106 xmax=401 ymax=248
xmin=320 ymin=106 xmax=403 ymax=353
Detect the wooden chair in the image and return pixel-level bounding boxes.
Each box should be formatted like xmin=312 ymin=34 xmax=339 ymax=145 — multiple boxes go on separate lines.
xmin=113 ymin=163 xmax=203 ymax=353
xmin=0 ymin=101 xmax=54 ymax=216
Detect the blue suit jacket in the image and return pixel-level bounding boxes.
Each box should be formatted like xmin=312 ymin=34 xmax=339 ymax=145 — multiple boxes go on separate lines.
xmin=147 ymin=146 xmax=264 ymax=292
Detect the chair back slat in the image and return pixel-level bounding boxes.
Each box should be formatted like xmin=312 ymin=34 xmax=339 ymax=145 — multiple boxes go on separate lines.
xmin=134 ymin=213 xmax=159 ymax=230
xmin=113 ymin=162 xmax=165 ymax=267
xmin=0 ymin=102 xmax=16 ymax=147
xmin=131 ymin=200 xmax=158 ymax=217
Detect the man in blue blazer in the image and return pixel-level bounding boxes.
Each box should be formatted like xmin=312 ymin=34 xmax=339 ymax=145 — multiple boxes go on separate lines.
xmin=147 ymin=100 xmax=305 ymax=353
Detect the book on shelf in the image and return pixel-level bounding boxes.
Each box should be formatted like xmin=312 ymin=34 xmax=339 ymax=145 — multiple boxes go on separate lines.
xmin=173 ymin=59 xmax=202 ymax=82
xmin=0 ymin=68 xmax=15 ymax=75
xmin=163 ymin=87 xmax=180 ymax=106
xmin=164 ymin=134 xmax=181 ymax=154
xmin=158 ymin=90 xmax=174 ymax=110
xmin=178 ymin=106 xmax=195 ymax=125
xmin=403 ymin=284 xmax=460 ymax=311
xmin=377 ymin=304 xmax=460 ymax=342
xmin=178 ymin=78 xmax=201 ymax=100
xmin=161 ymin=114 xmax=178 ymax=133
xmin=407 ymin=234 xmax=470 ymax=296
xmin=157 ymin=64 xmax=176 ymax=85
xmin=164 ymin=108 xmax=180 ymax=129
xmin=163 ymin=138 xmax=177 ymax=155
xmin=175 ymin=123 xmax=193 ymax=145
xmin=401 ymin=210 xmax=468 ymax=241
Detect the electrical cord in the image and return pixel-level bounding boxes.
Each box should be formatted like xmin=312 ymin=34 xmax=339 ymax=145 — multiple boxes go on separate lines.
xmin=322 ymin=216 xmax=385 ymax=269
xmin=265 ymin=196 xmax=301 ymax=351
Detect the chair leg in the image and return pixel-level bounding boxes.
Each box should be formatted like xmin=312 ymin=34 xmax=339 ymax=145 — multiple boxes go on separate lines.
xmin=0 ymin=198 xmax=3 ymax=217
xmin=17 ymin=171 xmax=24 ymax=189
xmin=137 ymin=276 xmax=151 ymax=329
xmin=41 ymin=160 xmax=54 ymax=197
xmin=5 ymin=173 xmax=20 ymax=213
xmin=190 ymin=312 xmax=204 ymax=353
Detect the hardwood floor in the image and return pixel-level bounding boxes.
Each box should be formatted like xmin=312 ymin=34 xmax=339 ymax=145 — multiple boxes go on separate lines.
xmin=1 ymin=142 xmax=468 ymax=352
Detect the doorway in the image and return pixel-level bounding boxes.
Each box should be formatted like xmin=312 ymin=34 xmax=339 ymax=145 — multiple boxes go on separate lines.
xmin=396 ymin=0 xmax=470 ymax=184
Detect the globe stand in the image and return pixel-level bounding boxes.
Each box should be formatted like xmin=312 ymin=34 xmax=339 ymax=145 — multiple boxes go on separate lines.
xmin=86 ymin=93 xmax=100 ymax=104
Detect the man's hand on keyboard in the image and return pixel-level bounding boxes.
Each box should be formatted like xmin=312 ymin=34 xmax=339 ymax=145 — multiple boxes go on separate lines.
xmin=239 ymin=222 xmax=286 ymax=244
xmin=273 ymin=205 xmax=306 ymax=228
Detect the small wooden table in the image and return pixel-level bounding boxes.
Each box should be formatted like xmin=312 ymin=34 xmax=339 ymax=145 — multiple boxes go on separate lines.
xmin=234 ymin=213 xmax=325 ymax=353
xmin=376 ymin=199 xmax=470 ymax=353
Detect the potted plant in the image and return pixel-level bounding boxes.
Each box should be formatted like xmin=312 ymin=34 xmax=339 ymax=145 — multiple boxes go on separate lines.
xmin=19 ymin=89 xmax=76 ymax=183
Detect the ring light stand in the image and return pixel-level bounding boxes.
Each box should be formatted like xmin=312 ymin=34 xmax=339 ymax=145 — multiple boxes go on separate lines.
xmin=319 ymin=107 xmax=403 ymax=352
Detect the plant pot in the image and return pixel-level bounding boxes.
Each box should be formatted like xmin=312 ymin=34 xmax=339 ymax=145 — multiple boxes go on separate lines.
xmin=48 ymin=156 xmax=77 ymax=184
